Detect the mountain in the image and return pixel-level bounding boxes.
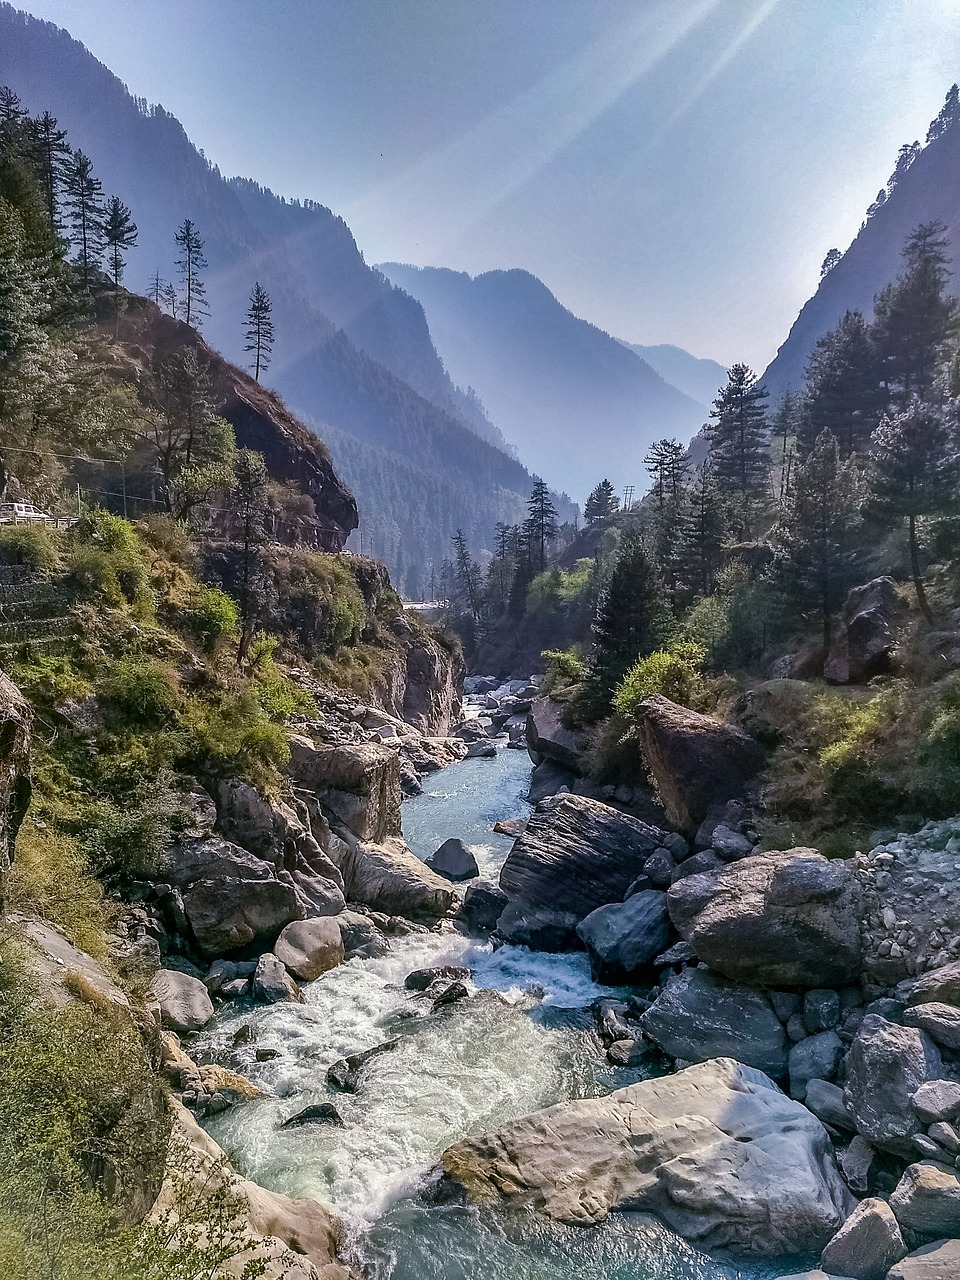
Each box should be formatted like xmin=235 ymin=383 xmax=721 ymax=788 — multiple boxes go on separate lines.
xmin=620 ymin=343 xmax=728 ymax=409
xmin=762 ymin=91 xmax=960 ymax=401
xmin=378 ymin=264 xmax=707 ymax=502
xmin=0 ymin=4 xmax=573 ymax=594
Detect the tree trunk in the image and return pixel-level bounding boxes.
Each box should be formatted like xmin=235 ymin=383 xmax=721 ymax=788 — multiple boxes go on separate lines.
xmin=909 ymin=512 xmax=934 ymax=623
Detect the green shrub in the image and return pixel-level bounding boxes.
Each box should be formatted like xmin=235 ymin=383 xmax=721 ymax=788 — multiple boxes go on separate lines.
xmin=6 ymin=824 xmax=112 ymax=959
xmin=180 ymin=584 xmax=239 ymax=653
xmin=540 ymin=647 xmax=587 ymax=699
xmin=137 ymin=513 xmax=192 ymax=565
xmin=247 ymin=633 xmax=316 ymax=721
xmin=97 ymin=657 xmax=182 ymax=728
xmin=613 ymin=642 xmax=706 ymax=717
xmin=0 ymin=524 xmax=58 ymax=572
xmin=67 ymin=510 xmax=151 ymax=608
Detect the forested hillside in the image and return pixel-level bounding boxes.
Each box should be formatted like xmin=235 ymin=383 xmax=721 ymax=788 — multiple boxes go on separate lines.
xmin=0 ymin=2 xmax=573 ymax=592
xmin=378 ymin=263 xmax=705 ymax=502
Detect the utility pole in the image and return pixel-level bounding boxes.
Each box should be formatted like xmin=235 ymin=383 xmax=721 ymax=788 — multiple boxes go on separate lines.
xmin=623 ymin=485 xmax=635 ymax=510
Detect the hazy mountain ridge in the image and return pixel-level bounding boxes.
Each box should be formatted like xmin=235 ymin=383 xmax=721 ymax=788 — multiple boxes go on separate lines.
xmin=620 ymin=343 xmax=727 ymax=408
xmin=378 ymin=263 xmax=707 ymax=502
xmin=762 ymin=107 xmax=960 ymax=399
xmin=0 ymin=3 xmax=569 ymax=590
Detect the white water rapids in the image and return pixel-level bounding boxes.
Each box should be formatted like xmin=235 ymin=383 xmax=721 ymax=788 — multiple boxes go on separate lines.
xmin=194 ymin=749 xmax=801 ymax=1279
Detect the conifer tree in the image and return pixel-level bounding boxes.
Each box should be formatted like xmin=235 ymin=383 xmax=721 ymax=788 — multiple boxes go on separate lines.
xmin=643 ymin=439 xmax=688 ymax=507
xmin=0 ymin=87 xmax=26 ymax=127
xmin=704 ymin=363 xmax=770 ymax=538
xmin=867 ymin=399 xmax=960 ymax=622
xmin=174 ymin=218 xmax=208 ymax=328
xmin=872 ymin=222 xmax=960 ymax=405
xmin=148 ymin=271 xmax=163 ymax=306
xmin=451 ymin=528 xmax=482 ymax=622
xmin=102 ymin=196 xmax=137 ymax=292
xmin=798 ymin=311 xmax=884 ymax=458
xmin=30 ymin=111 xmax=70 ymax=228
xmin=526 ymin=479 xmax=559 ymax=574
xmin=678 ymin=462 xmax=726 ymax=599
xmin=773 ymin=430 xmax=863 ymax=652
xmin=584 ymin=479 xmax=619 ymax=526
xmin=243 ymin=281 xmax=274 ymax=381
xmin=62 ymin=149 xmax=104 ymax=288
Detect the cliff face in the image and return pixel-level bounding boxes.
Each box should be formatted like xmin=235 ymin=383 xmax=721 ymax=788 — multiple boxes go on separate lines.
xmin=104 ymin=294 xmax=358 ymax=552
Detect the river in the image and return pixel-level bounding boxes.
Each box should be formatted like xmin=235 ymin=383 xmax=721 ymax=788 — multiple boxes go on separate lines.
xmin=195 ymin=748 xmax=795 ymax=1279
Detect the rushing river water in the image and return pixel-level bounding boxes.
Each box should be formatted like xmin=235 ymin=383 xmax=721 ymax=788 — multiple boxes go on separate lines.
xmin=196 ymin=747 xmax=800 ymax=1279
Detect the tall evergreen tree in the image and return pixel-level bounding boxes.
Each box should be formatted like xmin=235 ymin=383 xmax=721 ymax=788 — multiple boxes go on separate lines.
xmin=174 ymin=218 xmax=208 ymax=329
xmin=451 ymin=528 xmax=482 ymax=622
xmin=62 ymin=149 xmax=104 ymax=289
xmin=872 ymin=222 xmax=960 ymax=405
xmin=773 ymin=430 xmax=863 ymax=652
xmin=678 ymin=462 xmax=726 ymax=600
xmin=643 ymin=439 xmax=689 ymax=507
xmin=798 ymin=310 xmax=884 ymax=458
xmin=526 ymin=479 xmax=559 ymax=574
xmin=868 ymin=399 xmax=960 ymax=622
xmin=584 ymin=479 xmax=619 ymax=526
xmin=30 ymin=111 xmax=70 ymax=228
xmin=243 ymin=281 xmax=274 ymax=382
xmin=704 ymin=363 xmax=770 ymax=538
xmin=102 ymin=196 xmax=137 ymax=292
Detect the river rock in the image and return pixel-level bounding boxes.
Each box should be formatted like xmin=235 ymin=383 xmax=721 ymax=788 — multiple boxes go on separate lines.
xmin=908 ymin=961 xmax=960 ymax=1007
xmin=280 ymin=1103 xmax=344 ymax=1129
xmin=888 ymin=1239 xmax=960 ymax=1279
xmin=251 ymin=953 xmax=303 ymax=1004
xmin=528 ymin=759 xmax=576 ymax=804
xmin=152 ymin=968 xmax=215 ymax=1032
xmin=904 ymin=1003 xmax=960 ymax=1051
xmin=889 ymin=1161 xmax=960 ymax=1239
xmin=182 ymin=874 xmax=303 ymax=958
xmin=805 ymin=1079 xmax=855 ymax=1131
xmin=273 ymin=917 xmax=344 ymax=982
xmin=327 ymin=1039 xmax=399 ymax=1092
xmin=789 ymin=1032 xmax=844 ymax=1100
xmin=426 ymin=838 xmax=480 ymax=882
xmin=913 ymin=1080 xmax=960 ymax=1124
xmin=456 ymin=881 xmax=508 ymax=935
xmin=338 ymin=837 xmax=455 ymax=921
xmin=497 ymin=795 xmax=663 ymax=949
xmin=336 ymin=909 xmax=388 ymax=959
xmin=465 ymin=740 xmax=497 ymax=758
xmin=820 ymin=1196 xmax=907 ymax=1280
xmin=404 ymin=966 xmax=472 ymax=992
xmin=287 ymin=738 xmax=402 ymax=844
xmin=437 ymin=1057 xmax=851 ymax=1254
xmin=843 ymin=1015 xmax=944 ymax=1152
xmin=632 ymin=695 xmax=764 ymax=833
xmin=575 ymin=891 xmax=673 ymax=980
xmin=639 ymin=968 xmax=788 ymax=1075
xmin=667 ymin=848 xmax=862 ymax=987
xmin=525 ymin=697 xmax=586 ymax=772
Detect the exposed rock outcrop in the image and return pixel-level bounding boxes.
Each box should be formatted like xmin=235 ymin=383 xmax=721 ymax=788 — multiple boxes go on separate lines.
xmin=287 ymin=738 xmax=402 ymax=844
xmin=437 ymin=1057 xmax=851 ymax=1254
xmin=497 ymin=795 xmax=663 ymax=949
xmin=338 ymin=837 xmax=455 ymax=921
xmin=0 ymin=672 xmax=31 ymax=885
xmin=525 ymin=697 xmax=586 ymax=772
xmin=667 ymin=849 xmax=863 ymax=987
xmin=633 ymin=695 xmax=764 ymax=833
xmin=824 ymin=576 xmax=907 ymax=685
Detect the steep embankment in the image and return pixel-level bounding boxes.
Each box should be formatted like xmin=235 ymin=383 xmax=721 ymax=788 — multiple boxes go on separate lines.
xmin=378 ymin=264 xmax=706 ymax=502
xmin=762 ymin=106 xmax=960 ymax=399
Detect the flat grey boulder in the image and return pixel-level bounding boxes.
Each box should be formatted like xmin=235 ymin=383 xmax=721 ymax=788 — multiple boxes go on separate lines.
xmin=426 ymin=838 xmax=480 ymax=882
xmin=437 ymin=1057 xmax=851 ymax=1254
xmin=633 ymin=695 xmax=764 ymax=833
xmin=575 ymin=891 xmax=672 ymax=979
xmin=843 ymin=1015 xmax=944 ymax=1152
xmin=888 ymin=1238 xmax=960 ymax=1279
xmin=287 ymin=737 xmax=401 ymax=843
xmin=820 ymin=1196 xmax=906 ymax=1280
xmin=890 ymin=1161 xmax=960 ymax=1240
xmin=152 ymin=968 xmax=214 ymax=1032
xmin=913 ymin=1080 xmax=960 ymax=1124
xmin=904 ymin=1003 xmax=960 ymax=1051
xmin=497 ymin=794 xmax=663 ymax=949
xmin=909 ymin=961 xmax=960 ymax=1007
xmin=639 ymin=967 xmax=788 ymax=1075
xmin=182 ymin=875 xmax=302 ymax=958
xmin=789 ymin=1031 xmax=844 ymax=1100
xmin=525 ymin=696 xmax=586 ymax=771
xmin=339 ymin=837 xmax=455 ymax=921
xmin=667 ymin=849 xmax=862 ymax=987
xmin=273 ymin=917 xmax=344 ymax=982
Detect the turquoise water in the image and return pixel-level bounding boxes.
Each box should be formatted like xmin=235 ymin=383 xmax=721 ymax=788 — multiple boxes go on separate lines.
xmin=197 ymin=747 xmax=802 ymax=1279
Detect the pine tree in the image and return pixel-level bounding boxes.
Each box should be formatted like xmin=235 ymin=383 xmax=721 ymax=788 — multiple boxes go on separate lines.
xmin=0 ymin=87 xmax=26 ymax=127
xmin=102 ymin=196 xmax=137 ymax=292
xmin=872 ymin=222 xmax=960 ymax=405
xmin=451 ymin=528 xmax=482 ymax=622
xmin=62 ymin=149 xmax=104 ymax=288
xmin=526 ymin=479 xmax=559 ymax=573
xmin=773 ymin=430 xmax=863 ymax=652
xmin=30 ymin=111 xmax=70 ymax=228
xmin=643 ymin=439 xmax=689 ymax=507
xmin=243 ymin=281 xmax=274 ymax=381
xmin=584 ymin=479 xmax=619 ymax=527
xmin=704 ymin=363 xmax=770 ymax=538
xmin=148 ymin=271 xmax=163 ymax=306
xmin=867 ymin=399 xmax=960 ymax=622
xmin=798 ymin=311 xmax=884 ymax=459
xmin=583 ymin=530 xmax=667 ymax=716
xmin=174 ymin=218 xmax=208 ymax=329
xmin=678 ymin=462 xmax=726 ymax=599
xmin=160 ymin=281 xmax=179 ymax=320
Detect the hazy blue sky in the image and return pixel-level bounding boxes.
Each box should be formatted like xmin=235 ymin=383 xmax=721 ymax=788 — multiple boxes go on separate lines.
xmin=15 ymin=0 xmax=960 ymax=367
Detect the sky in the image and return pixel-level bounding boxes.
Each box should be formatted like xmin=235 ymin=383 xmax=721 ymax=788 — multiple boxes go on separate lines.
xmin=13 ymin=0 xmax=960 ymax=368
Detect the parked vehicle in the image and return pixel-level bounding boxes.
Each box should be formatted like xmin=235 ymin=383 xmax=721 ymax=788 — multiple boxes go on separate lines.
xmin=0 ymin=502 xmax=51 ymax=524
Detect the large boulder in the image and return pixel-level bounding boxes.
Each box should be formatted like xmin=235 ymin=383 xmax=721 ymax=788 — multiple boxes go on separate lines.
xmin=633 ymin=695 xmax=764 ymax=833
xmin=0 ymin=672 xmax=31 ymax=885
xmin=843 ymin=1015 xmax=944 ymax=1152
xmin=667 ymin=849 xmax=863 ymax=987
xmin=252 ymin=952 xmax=303 ymax=1004
xmin=819 ymin=1196 xmax=907 ymax=1280
xmin=182 ymin=874 xmax=302 ymax=958
xmin=338 ymin=837 xmax=455 ymax=921
xmin=437 ymin=1057 xmax=851 ymax=1254
xmin=456 ymin=881 xmax=508 ymax=935
xmin=151 ymin=968 xmax=215 ymax=1032
xmin=888 ymin=1239 xmax=960 ymax=1279
xmin=575 ymin=891 xmax=673 ymax=980
xmin=889 ymin=1162 xmax=960 ymax=1240
xmin=287 ymin=738 xmax=401 ymax=843
xmin=426 ymin=838 xmax=479 ymax=882
xmin=639 ymin=967 xmax=788 ymax=1075
xmin=824 ymin=576 xmax=907 ymax=684
xmin=274 ymin=917 xmax=344 ymax=982
xmin=525 ymin=697 xmax=586 ymax=772
xmin=497 ymin=795 xmax=663 ymax=949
